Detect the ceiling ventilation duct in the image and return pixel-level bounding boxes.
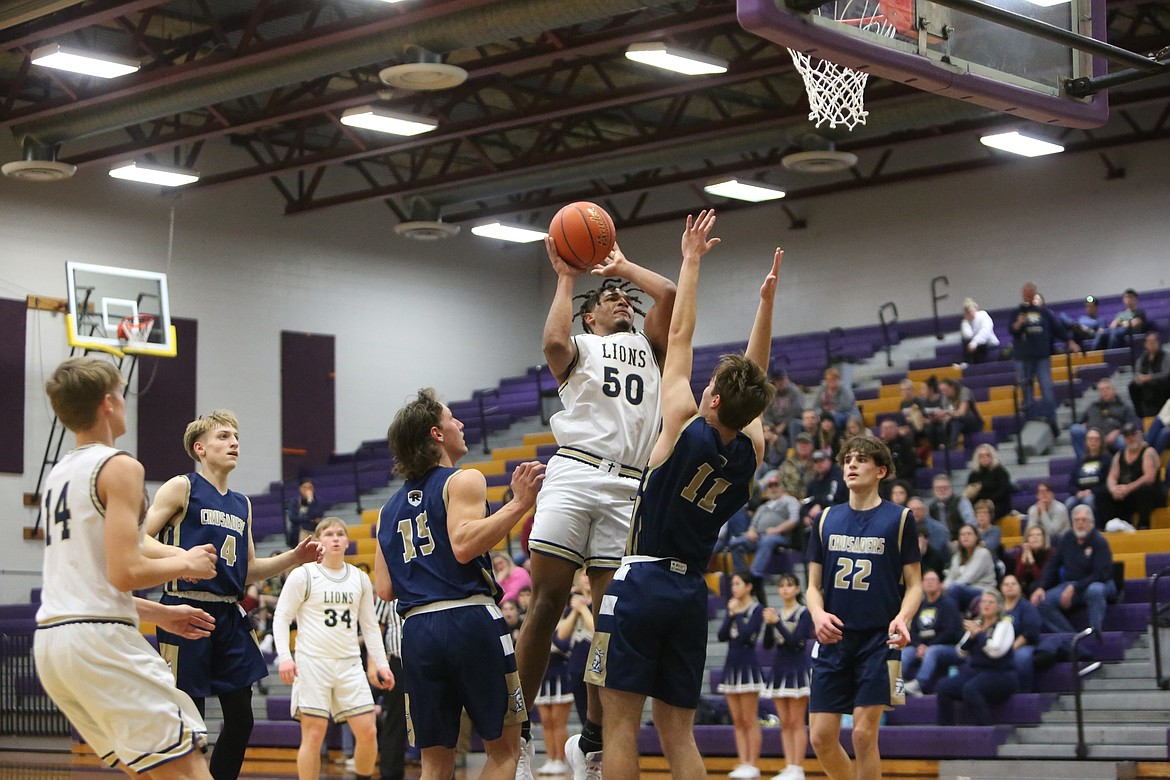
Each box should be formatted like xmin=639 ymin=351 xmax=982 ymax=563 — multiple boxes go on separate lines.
xmin=394 ymin=197 xmax=460 ymax=240
xmin=1 ymin=141 xmax=76 ymax=181
xmin=379 ymin=46 xmax=468 ymax=91
xmin=782 ymin=134 xmax=858 ymax=173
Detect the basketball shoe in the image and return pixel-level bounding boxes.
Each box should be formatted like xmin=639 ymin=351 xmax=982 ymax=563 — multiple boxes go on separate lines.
xmin=565 ymin=734 xmax=602 ymax=780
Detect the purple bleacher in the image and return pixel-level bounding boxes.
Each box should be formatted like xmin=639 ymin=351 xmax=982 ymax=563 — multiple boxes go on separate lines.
xmin=1039 ymin=630 xmax=1135 ymax=660
xmin=0 ymin=603 xmax=39 ymax=620
xmin=965 ymin=431 xmax=998 ymax=450
xmin=885 ymin=693 xmax=1055 ymax=726
xmin=928 ymin=449 xmax=969 ymax=469
xmin=245 ymin=719 xmax=344 ymax=748
xmin=251 ymin=513 xmax=285 ymax=542
xmin=485 ymin=473 xmax=512 ymax=487
xmin=854 ymin=387 xmax=880 ymax=401
xmin=991 ymin=415 xmax=1022 ymax=440
xmin=0 ymin=618 xmax=37 ymax=634
xmin=536 ymin=443 xmax=559 ymax=457
xmin=707 ymin=594 xmax=722 ymax=620
xmin=1145 ymin=552 xmax=1170 ymax=573
xmin=1048 ymin=457 xmax=1077 ymax=475
xmin=1122 ymin=576 xmax=1170 ymax=604
xmin=504 ymin=454 xmax=553 ymax=472
xmin=313 ymin=484 xmax=357 ymax=504
xmin=29 ymin=588 xmax=41 ymax=603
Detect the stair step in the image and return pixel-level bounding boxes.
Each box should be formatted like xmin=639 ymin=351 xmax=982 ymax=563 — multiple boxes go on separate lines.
xmin=941 ymin=758 xmax=1138 ymax=780
xmin=1052 ymin=690 xmax=1170 ymax=710
xmin=1097 ymin=662 xmax=1155 ymax=679
xmin=1044 ymin=710 xmax=1170 ymax=725
xmin=1082 ymin=677 xmax=1160 ymax=691
xmin=998 ymin=742 xmax=1166 ymax=760
xmin=1012 ymin=725 xmax=1168 ymax=745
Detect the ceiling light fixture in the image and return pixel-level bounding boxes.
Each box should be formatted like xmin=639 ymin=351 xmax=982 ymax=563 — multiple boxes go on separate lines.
xmin=979 ymin=131 xmax=1064 ymax=157
xmin=703 ymin=179 xmax=786 ymax=202
xmin=30 ymin=43 xmax=139 ymax=79
xmin=625 ymin=42 xmax=728 ymax=76
xmin=470 ymin=223 xmax=547 ymax=243
xmin=109 ymin=162 xmax=199 ymax=187
xmin=340 ymin=106 xmax=438 ymax=135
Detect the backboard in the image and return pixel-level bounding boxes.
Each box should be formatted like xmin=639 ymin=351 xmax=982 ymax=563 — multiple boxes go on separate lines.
xmin=65 ymin=261 xmax=176 ymax=358
xmin=738 ymin=0 xmax=1109 ymax=128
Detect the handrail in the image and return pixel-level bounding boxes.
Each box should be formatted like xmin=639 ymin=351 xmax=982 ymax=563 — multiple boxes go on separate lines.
xmin=930 ymin=276 xmax=949 ymax=340
xmin=529 ymin=364 xmax=552 ymax=426
xmin=1070 ymin=626 xmax=1096 ymax=759
xmin=1151 ymin=567 xmax=1170 ymax=690
xmin=878 ymin=301 xmax=898 ymax=368
xmin=1011 ymin=378 xmax=1027 ymax=466
xmin=1064 ymin=346 xmax=1077 ymax=423
xmin=473 ymin=388 xmax=500 ymax=455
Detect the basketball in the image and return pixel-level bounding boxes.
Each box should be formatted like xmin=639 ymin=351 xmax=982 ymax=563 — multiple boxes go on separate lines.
xmin=549 ymin=202 xmax=616 ymax=270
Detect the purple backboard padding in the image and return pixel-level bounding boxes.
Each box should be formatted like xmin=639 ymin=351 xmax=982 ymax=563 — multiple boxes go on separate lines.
xmin=737 ymin=0 xmax=1108 ymax=128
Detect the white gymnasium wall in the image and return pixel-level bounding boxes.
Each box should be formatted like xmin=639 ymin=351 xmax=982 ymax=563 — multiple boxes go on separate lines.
xmin=2 ymin=134 xmax=1169 ymax=602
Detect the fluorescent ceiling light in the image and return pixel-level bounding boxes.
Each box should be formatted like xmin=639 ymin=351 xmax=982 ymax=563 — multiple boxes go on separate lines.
xmin=979 ymin=131 xmax=1064 ymax=157
xmin=31 ymin=43 xmax=139 ymax=79
xmin=109 ymin=162 xmax=199 ymax=187
xmin=704 ymin=178 xmax=786 ymax=202
xmin=625 ymin=42 xmax=728 ymax=76
xmin=471 ymin=223 xmax=548 ymax=243
xmin=340 ymin=106 xmax=438 ymax=136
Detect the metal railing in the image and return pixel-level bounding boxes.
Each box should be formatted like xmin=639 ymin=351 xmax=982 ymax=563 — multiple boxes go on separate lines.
xmin=1070 ymin=626 xmax=1097 ymax=759
xmin=0 ymin=633 xmax=70 ymax=737
xmin=878 ymin=301 xmax=898 ymax=368
xmin=1151 ymin=567 xmax=1170 ymax=690
xmin=931 ymin=276 xmax=949 ymax=340
xmin=473 ymin=388 xmax=500 ymax=455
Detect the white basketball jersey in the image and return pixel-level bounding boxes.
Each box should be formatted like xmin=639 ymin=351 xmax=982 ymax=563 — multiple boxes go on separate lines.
xmin=36 ymin=443 xmax=141 ymax=626
xmin=551 ymin=330 xmax=662 ymax=468
xmin=274 ymin=562 xmax=388 ymax=668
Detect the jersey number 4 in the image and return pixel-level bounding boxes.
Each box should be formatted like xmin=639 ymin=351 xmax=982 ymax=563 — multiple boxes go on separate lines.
xmin=397 ymin=511 xmax=437 ymax=563
xmin=42 ymin=484 xmax=72 ymax=545
xmin=833 ymin=557 xmax=872 ymax=591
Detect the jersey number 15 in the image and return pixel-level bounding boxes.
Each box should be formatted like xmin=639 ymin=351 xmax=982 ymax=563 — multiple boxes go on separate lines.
xmin=398 ymin=511 xmax=437 ymax=563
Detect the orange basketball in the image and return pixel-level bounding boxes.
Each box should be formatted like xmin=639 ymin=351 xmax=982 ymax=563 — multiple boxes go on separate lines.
xmin=549 ymin=202 xmax=616 ymax=270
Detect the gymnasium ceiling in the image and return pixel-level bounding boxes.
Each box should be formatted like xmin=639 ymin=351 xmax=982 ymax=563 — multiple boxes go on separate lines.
xmin=1 ymin=0 xmax=1169 ymax=233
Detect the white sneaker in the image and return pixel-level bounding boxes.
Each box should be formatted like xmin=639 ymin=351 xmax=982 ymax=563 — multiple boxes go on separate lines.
xmin=729 ymin=764 xmax=760 ymax=779
xmin=903 ymin=679 xmax=923 ymax=697
xmin=565 ymin=734 xmax=602 ymax=780
xmin=344 ymin=758 xmax=356 ymax=772
xmin=785 ymin=768 xmax=804 ymax=780
xmin=538 ymin=759 xmax=569 ymax=775
xmin=516 ymin=736 xmax=535 ymax=780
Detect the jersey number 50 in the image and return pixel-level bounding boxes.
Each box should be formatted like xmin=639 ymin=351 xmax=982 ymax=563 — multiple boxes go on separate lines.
xmin=602 ymin=367 xmax=644 ymax=405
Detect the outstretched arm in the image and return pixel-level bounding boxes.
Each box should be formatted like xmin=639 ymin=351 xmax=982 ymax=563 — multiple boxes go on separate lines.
xmin=594 ymin=242 xmax=678 ymax=364
xmin=542 ymin=238 xmax=585 ymax=383
xmin=741 ymin=250 xmax=782 ymax=464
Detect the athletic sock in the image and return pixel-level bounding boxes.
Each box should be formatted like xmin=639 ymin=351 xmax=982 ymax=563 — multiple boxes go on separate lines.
xmin=521 ymin=720 xmax=532 ymax=743
xmin=579 ymin=719 xmax=603 ymax=754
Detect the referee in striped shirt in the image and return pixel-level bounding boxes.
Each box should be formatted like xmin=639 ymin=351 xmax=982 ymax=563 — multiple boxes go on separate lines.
xmin=371 ymin=598 xmax=406 ymax=780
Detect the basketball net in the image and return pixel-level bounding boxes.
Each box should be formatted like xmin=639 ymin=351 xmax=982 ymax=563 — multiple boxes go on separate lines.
xmin=787 ymin=0 xmax=900 ymax=130
xmin=119 ymin=314 xmax=155 ymax=345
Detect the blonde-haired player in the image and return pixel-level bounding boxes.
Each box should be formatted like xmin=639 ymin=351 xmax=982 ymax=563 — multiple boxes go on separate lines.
xmin=35 ymin=356 xmax=218 ymax=779
xmin=274 ymin=518 xmax=394 ymax=780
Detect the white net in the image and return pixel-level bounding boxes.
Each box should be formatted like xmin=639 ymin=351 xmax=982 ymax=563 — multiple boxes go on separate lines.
xmin=787 ymin=0 xmax=899 ymax=130
xmin=119 ymin=314 xmax=155 ymax=344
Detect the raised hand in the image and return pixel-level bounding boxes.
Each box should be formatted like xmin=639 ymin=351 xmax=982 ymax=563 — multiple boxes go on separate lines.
xmin=509 ymin=461 xmax=547 ymax=510
xmin=680 ymin=209 xmax=720 ymax=259
xmin=293 ymin=534 xmax=323 ymax=564
xmin=545 ymin=236 xmax=584 ymax=277
xmin=592 ymin=242 xmax=630 ymax=277
xmin=760 ymin=248 xmax=782 ymax=302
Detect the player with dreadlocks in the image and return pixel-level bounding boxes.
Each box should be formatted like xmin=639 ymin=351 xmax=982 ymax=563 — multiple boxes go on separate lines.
xmin=514 ymin=237 xmax=677 ymax=780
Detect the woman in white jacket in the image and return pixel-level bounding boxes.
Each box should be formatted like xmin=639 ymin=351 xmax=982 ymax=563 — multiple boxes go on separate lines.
xmin=960 ymin=298 xmax=1000 ymax=364
xmin=935 ymin=590 xmax=1017 ymax=725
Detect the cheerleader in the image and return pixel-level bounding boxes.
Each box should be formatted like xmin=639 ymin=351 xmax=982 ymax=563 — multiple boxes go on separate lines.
xmin=762 ymin=574 xmax=812 ymax=780
xmin=718 ymin=572 xmax=767 ymax=779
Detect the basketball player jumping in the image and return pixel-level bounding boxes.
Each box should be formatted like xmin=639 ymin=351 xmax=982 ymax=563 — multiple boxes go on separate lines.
xmin=585 ymin=211 xmax=778 ymax=780
xmin=145 ymin=410 xmax=322 ymax=780
xmin=35 ymin=357 xmax=218 ymax=780
xmin=806 ymin=437 xmax=922 ymax=780
xmin=374 ymin=389 xmax=545 ymax=780
xmin=515 ymin=238 xmax=677 ymax=780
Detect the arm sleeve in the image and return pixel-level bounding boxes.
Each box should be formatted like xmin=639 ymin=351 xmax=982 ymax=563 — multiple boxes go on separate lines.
xmin=357 ymin=573 xmax=389 ymax=670
xmin=742 ymin=605 xmax=765 ymax=645
xmin=958 ymin=497 xmax=976 ymax=526
xmin=1075 ymin=537 xmax=1114 ymax=593
xmin=717 ymin=612 xmax=734 ymax=642
xmin=982 ymin=619 xmax=1016 ymax=659
xmin=273 ymin=566 xmax=308 ymax=666
xmin=762 ymin=623 xmax=777 ymax=649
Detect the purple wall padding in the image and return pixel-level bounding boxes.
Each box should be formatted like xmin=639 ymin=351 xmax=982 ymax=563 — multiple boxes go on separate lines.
xmin=0 ymin=298 xmax=26 ymax=474
xmin=281 ymin=331 xmax=335 ymax=480
xmin=138 ymin=317 xmax=198 ymax=482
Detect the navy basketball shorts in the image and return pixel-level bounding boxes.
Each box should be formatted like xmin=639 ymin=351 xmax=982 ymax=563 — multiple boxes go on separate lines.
xmin=156 ymin=596 xmax=268 ymax=698
xmin=401 ymin=602 xmax=525 ymax=749
xmin=809 ymin=628 xmax=904 ymax=713
xmin=584 ymin=559 xmax=709 ymax=709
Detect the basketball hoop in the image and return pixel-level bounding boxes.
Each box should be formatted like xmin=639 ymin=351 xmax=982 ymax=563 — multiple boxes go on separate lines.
xmin=787 ymin=0 xmax=901 ymax=130
xmin=117 ymin=314 xmax=155 ymax=346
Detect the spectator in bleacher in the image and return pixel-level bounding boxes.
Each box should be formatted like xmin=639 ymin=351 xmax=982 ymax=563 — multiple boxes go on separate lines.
xmin=964 ymin=443 xmax=1015 ymax=521
xmin=763 ymin=368 xmax=804 ymax=444
xmin=1000 ymin=574 xmax=1042 ymax=693
xmin=501 ymin=597 xmax=525 ymax=644
xmin=1128 ymin=331 xmax=1170 ymax=417
xmin=1026 ymin=481 xmax=1070 ymax=542
xmin=943 ymin=524 xmax=998 ymax=612
xmin=491 ymin=551 xmax=532 ymax=605
xmin=517 ymin=586 xmax=532 ymax=617
xmin=877 ymin=419 xmax=918 ymax=485
xmin=1008 ymin=282 xmax=1079 ymax=433
xmin=917 ymin=525 xmax=949 ymax=579
xmin=1012 ymin=525 xmax=1051 ymax=598
xmin=795 ymin=407 xmax=820 ymax=442
xmin=1032 ymin=505 xmax=1116 ymax=636
xmin=933 ymin=378 xmax=983 ymax=449
xmin=935 ymin=590 xmax=1018 ymax=726
xmin=812 ymin=366 xmax=858 ymax=430
xmin=1066 ymin=427 xmax=1111 ymax=516
xmin=1098 ymin=422 xmax=1164 ymax=530
xmin=718 ymin=573 xmax=767 ymax=780
xmin=1093 ymin=288 xmax=1149 ymax=351
xmin=814 ymin=412 xmax=842 ymax=458
xmin=1061 ymin=295 xmax=1105 ymax=349
xmin=929 ymin=473 xmax=975 ymax=542
xmin=842 ymin=416 xmax=873 ymax=441
xmin=960 ymin=297 xmax=1000 ymax=365
xmin=1069 ymin=378 xmax=1139 ymax=461
xmin=897 ymin=377 xmax=926 ymax=437
xmin=888 ymin=479 xmax=913 ymax=508
xmin=757 ymin=423 xmax=788 ymax=480
xmin=973 ymin=500 xmax=1003 ymax=561
xmin=910 ymin=497 xmax=949 ymax=560
xmin=777 ymin=432 xmax=817 ymax=500
xmin=727 ymin=476 xmax=799 ymax=577
xmin=287 ymin=477 xmax=325 ymax=544
xmin=799 ymin=449 xmax=847 ymax=530
xmin=901 ymin=570 xmax=963 ymax=697
xmin=1144 ymin=400 xmax=1170 ymax=455
xmin=917 ymin=377 xmax=945 ymax=461
xmin=762 ymin=574 xmax=812 ymax=780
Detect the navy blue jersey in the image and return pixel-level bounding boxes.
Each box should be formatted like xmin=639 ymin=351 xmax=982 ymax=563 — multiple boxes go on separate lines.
xmin=807 ymin=500 xmax=920 ymax=632
xmin=627 ymin=415 xmax=757 ymax=571
xmin=162 ymin=473 xmax=250 ymax=599
xmin=378 ymin=466 xmax=501 ymax=614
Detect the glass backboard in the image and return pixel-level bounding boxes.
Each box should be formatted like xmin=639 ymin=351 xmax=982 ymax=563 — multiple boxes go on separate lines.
xmin=739 ymin=0 xmax=1109 ymax=127
xmin=65 ymin=261 xmax=176 ymax=358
